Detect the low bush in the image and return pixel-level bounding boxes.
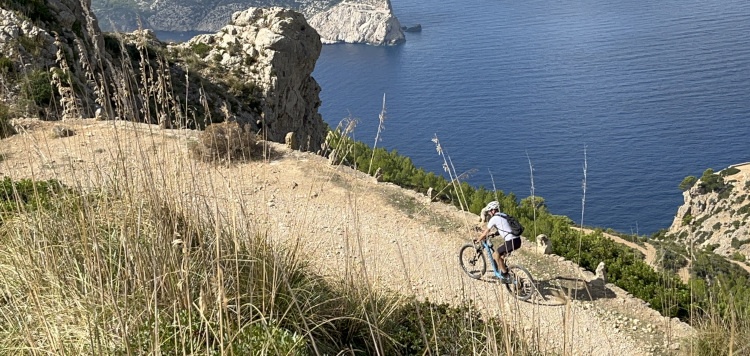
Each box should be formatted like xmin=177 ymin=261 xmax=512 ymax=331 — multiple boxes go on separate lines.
xmin=0 ymin=56 xmax=13 ymax=74
xmin=21 ymin=69 xmax=54 ymax=107
xmin=720 ymin=167 xmax=740 ymax=177
xmin=0 ymin=177 xmax=66 ymax=213
xmin=0 ymin=103 xmax=15 ymax=138
xmin=679 ymin=175 xmax=697 ymax=191
xmin=189 ymin=121 xmax=263 ymax=162
xmin=731 ymin=252 xmax=746 ymax=262
xmin=191 ymin=42 xmax=211 ymax=57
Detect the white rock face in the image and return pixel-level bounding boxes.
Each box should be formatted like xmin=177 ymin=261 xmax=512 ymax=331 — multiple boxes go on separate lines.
xmin=91 ymin=0 xmax=405 ymax=46
xmin=184 ymin=7 xmax=328 ymax=151
xmin=307 ymin=0 xmax=404 ymax=45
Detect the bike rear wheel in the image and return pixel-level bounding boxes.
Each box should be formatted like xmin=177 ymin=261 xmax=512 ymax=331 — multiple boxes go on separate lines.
xmin=458 ymin=243 xmax=486 ymax=279
xmin=504 ymin=265 xmax=536 ymax=301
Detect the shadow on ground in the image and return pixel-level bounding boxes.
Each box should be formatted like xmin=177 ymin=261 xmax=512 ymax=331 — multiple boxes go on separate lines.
xmin=481 ymin=275 xmax=617 ymax=305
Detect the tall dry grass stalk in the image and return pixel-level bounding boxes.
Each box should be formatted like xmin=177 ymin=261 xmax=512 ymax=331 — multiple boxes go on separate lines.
xmin=525 ymin=153 xmax=542 ymax=240
xmin=367 ymin=93 xmax=387 ymax=176
xmin=431 ymin=134 xmax=470 ymax=212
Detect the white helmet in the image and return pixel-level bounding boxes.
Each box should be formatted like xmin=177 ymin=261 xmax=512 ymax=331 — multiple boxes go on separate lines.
xmin=484 ymin=201 xmax=500 ymax=212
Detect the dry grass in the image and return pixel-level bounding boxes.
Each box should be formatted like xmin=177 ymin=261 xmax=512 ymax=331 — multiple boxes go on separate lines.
xmin=189 ymin=121 xmax=264 ymax=163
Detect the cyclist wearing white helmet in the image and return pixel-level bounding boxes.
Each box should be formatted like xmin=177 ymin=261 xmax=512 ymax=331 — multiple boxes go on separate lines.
xmin=474 ymin=200 xmax=522 ymax=281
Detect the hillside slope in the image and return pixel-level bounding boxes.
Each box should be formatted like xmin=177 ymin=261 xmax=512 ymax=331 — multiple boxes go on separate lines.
xmin=668 ymin=164 xmax=750 ymax=263
xmin=0 ymin=118 xmax=691 ymax=355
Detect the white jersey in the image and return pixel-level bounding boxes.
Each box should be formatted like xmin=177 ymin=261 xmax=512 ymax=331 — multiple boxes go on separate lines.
xmin=487 ymin=214 xmax=518 ymax=241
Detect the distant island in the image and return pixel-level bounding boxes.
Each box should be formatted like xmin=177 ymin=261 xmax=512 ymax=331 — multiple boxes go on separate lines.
xmin=91 ymin=0 xmax=406 ymax=46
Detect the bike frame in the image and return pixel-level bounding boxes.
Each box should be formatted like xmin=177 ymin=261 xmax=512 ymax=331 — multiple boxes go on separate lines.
xmin=481 ymin=240 xmax=506 ymax=279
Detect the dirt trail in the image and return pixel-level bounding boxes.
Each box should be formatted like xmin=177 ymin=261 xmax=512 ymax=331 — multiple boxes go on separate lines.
xmin=1 ymin=119 xmax=692 ymax=355
xmin=573 ymin=227 xmax=657 ymax=266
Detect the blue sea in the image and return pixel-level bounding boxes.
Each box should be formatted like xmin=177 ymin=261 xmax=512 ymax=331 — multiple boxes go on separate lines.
xmin=310 ymin=0 xmax=750 ymax=235
xmin=154 ymin=0 xmax=750 ymax=235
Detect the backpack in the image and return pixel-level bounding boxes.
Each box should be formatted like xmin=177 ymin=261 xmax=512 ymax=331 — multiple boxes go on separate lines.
xmin=496 ymin=213 xmax=524 ymax=236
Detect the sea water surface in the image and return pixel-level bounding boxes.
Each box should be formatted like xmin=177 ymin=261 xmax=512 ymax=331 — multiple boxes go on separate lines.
xmin=311 ymin=0 xmax=750 ymax=235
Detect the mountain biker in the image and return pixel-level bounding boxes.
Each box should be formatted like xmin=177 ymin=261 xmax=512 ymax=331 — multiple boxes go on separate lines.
xmin=474 ymin=201 xmax=522 ymax=282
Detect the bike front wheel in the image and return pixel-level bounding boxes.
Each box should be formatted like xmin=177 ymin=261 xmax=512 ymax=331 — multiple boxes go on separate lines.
xmin=504 ymin=265 xmax=536 ymax=301
xmin=458 ymin=243 xmax=486 ymax=279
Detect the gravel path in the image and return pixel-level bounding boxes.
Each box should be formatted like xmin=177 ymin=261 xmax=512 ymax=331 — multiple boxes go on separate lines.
xmin=1 ymin=119 xmax=693 ymax=355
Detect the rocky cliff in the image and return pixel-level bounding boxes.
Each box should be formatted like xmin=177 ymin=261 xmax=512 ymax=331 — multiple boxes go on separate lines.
xmin=0 ymin=0 xmax=112 ymax=119
xmin=307 ymin=0 xmax=404 ymax=45
xmin=0 ymin=1 xmax=328 ymax=151
xmin=178 ymin=7 xmax=327 ymax=150
xmin=667 ymin=163 xmax=750 ymax=261
xmin=90 ymin=0 xmax=405 ymax=46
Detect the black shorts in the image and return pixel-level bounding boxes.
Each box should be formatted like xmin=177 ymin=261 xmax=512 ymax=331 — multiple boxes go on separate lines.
xmin=496 ymin=238 xmax=521 ymax=256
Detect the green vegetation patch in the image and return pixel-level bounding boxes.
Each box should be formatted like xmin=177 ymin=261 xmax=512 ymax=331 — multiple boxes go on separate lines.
xmin=0 ymin=177 xmax=66 ymax=213
xmin=191 ymin=42 xmax=211 ymax=57
xmin=732 ymin=237 xmax=750 ymax=249
xmin=720 ymin=167 xmax=741 ymax=177
xmin=0 ymin=56 xmax=13 ymax=74
xmin=0 ymin=103 xmax=15 ymax=138
xmin=21 ymin=69 xmax=54 ymax=107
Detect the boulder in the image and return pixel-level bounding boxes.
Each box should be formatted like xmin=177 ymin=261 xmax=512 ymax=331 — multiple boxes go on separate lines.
xmin=536 ymin=234 xmax=552 ymax=255
xmin=307 ymin=0 xmax=405 ymax=45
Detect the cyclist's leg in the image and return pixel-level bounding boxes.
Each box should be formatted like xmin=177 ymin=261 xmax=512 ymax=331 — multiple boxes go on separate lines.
xmin=495 ymin=238 xmax=522 ymax=275
xmin=494 ymin=244 xmax=510 ymax=275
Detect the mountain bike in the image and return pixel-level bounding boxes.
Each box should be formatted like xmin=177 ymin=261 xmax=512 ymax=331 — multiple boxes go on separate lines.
xmin=458 ymin=235 xmax=537 ymax=301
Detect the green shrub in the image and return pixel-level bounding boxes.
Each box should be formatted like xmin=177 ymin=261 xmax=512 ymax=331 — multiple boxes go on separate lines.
xmin=128 ymin=310 xmax=306 ymax=355
xmin=704 ymin=243 xmax=719 ymax=252
xmin=718 ymin=185 xmax=733 ymax=200
xmin=16 ymin=35 xmax=43 ymax=56
xmin=0 ymin=177 xmax=66 ymax=212
xmin=712 ymin=222 xmax=722 ymax=230
xmin=699 ymin=169 xmax=728 ymax=193
xmin=731 ymin=252 xmax=746 ymax=262
xmin=694 ymin=214 xmax=710 ymax=227
xmin=720 ymin=167 xmax=740 ymax=177
xmin=0 ymin=56 xmax=13 ymax=73
xmin=21 ymin=69 xmax=54 ymax=107
xmin=682 ymin=213 xmax=693 ymax=226
xmin=389 ymin=301 xmax=527 ymax=355
xmin=679 ymin=175 xmax=698 ymax=191
xmin=657 ymin=247 xmax=689 ymax=272
xmin=0 ymin=103 xmax=14 ymax=138
xmin=191 ymin=42 xmax=211 ymax=57
xmin=731 ymin=237 xmax=750 ymax=249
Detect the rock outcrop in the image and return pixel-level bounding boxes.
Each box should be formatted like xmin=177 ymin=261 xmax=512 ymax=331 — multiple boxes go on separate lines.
xmin=667 ymin=163 xmax=750 ymax=261
xmin=0 ymin=0 xmax=112 ymax=119
xmin=180 ymin=7 xmax=327 ymax=151
xmin=90 ymin=0 xmax=405 ymax=46
xmin=307 ymin=0 xmax=404 ymax=45
xmin=1 ymin=2 xmax=328 ymax=151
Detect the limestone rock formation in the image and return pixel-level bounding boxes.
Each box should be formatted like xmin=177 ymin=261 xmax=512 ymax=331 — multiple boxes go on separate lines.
xmin=1 ymin=2 xmax=328 ymax=151
xmin=90 ymin=0 xmax=405 ymax=46
xmin=0 ymin=0 xmax=112 ymax=119
xmin=667 ymin=163 xmax=750 ymax=261
xmin=536 ymin=234 xmax=552 ymax=255
xmin=307 ymin=0 xmax=405 ymax=45
xmin=180 ymin=7 xmax=327 ymax=151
